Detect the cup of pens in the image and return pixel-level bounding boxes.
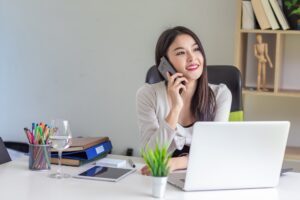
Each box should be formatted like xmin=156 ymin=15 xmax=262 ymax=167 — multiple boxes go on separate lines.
xmin=28 ymin=144 xmax=51 ymax=171
xmin=24 ymin=123 xmax=51 ymax=171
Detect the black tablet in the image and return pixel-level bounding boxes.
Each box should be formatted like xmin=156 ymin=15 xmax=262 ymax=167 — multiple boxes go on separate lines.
xmin=74 ymin=166 xmax=136 ymax=182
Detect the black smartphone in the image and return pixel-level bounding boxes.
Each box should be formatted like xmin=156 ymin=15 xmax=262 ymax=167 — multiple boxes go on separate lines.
xmin=157 ymin=57 xmax=177 ymax=81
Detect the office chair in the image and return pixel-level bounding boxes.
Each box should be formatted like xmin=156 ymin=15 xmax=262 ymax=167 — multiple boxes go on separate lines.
xmin=145 ymin=65 xmax=243 ymax=121
xmin=0 ymin=137 xmax=11 ymax=164
xmin=4 ymin=141 xmax=29 ymax=153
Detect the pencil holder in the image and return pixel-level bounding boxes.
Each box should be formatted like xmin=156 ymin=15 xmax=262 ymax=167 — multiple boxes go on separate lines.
xmin=28 ymin=144 xmax=51 ymax=171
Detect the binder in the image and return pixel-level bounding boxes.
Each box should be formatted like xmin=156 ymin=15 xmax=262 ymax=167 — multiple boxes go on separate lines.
xmin=51 ymin=140 xmax=112 ymax=160
xmin=51 ymin=152 xmax=108 ymax=166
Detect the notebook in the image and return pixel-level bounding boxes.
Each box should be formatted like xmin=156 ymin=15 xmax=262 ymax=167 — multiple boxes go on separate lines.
xmin=168 ymin=121 xmax=290 ymax=191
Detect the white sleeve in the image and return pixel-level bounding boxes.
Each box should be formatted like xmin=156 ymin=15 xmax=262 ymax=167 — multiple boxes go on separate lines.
xmin=213 ymin=84 xmax=232 ymax=121
xmin=136 ymin=84 xmax=185 ymax=153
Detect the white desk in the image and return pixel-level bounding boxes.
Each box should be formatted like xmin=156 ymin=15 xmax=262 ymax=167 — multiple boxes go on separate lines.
xmin=1 ymin=155 xmax=299 ymax=200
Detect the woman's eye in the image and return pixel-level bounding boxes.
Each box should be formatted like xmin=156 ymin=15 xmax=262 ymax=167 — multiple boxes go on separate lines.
xmin=175 ymin=51 xmax=185 ymax=56
xmin=194 ymin=47 xmax=200 ymax=52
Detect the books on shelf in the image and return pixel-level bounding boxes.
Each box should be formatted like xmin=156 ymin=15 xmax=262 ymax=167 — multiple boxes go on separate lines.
xmin=251 ymin=0 xmax=272 ymax=30
xmin=261 ymin=0 xmax=280 ymax=29
xmin=242 ymin=1 xmax=256 ymax=29
xmin=51 ymin=136 xmax=109 ymax=152
xmin=269 ymin=0 xmax=290 ymax=30
xmin=250 ymin=0 xmax=290 ymax=30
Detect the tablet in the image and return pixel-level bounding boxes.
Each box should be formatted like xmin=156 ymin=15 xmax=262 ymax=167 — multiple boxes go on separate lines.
xmin=74 ymin=166 xmax=136 ymax=182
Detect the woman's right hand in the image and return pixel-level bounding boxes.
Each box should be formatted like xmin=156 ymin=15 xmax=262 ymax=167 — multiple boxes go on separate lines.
xmin=166 ymin=72 xmax=188 ymax=111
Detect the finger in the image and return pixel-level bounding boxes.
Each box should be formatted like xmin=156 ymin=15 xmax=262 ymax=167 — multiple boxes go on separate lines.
xmin=173 ymin=77 xmax=188 ymax=86
xmin=177 ymin=84 xmax=187 ymax=93
xmin=140 ymin=165 xmax=151 ymax=176
xmin=166 ymin=72 xmax=171 ymax=82
xmin=168 ymin=73 xmax=183 ymax=83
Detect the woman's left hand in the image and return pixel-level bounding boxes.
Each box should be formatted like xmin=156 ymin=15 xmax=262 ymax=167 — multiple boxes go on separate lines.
xmin=140 ymin=156 xmax=188 ymax=176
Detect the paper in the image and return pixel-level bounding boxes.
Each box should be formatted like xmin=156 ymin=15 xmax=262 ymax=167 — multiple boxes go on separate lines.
xmin=95 ymin=158 xmax=126 ymax=168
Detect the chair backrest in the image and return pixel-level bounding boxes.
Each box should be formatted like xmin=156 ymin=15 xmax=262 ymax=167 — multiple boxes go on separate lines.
xmin=4 ymin=141 xmax=29 ymax=153
xmin=0 ymin=137 xmax=11 ymax=164
xmin=145 ymin=65 xmax=243 ymax=121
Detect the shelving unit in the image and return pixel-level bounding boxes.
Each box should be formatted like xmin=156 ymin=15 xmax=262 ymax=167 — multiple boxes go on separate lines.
xmin=234 ymin=0 xmax=300 ymax=97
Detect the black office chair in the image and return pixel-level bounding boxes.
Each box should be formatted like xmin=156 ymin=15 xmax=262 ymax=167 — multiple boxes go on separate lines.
xmin=0 ymin=137 xmax=11 ymax=164
xmin=145 ymin=65 xmax=243 ymax=121
xmin=4 ymin=141 xmax=29 ymax=153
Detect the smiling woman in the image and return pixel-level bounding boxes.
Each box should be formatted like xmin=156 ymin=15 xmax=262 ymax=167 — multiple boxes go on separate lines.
xmin=136 ymin=26 xmax=232 ymax=175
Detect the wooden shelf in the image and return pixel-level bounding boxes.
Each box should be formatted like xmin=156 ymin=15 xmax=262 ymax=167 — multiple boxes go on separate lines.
xmin=240 ymin=29 xmax=300 ymax=35
xmin=234 ymin=0 xmax=300 ymax=97
xmin=243 ymin=89 xmax=300 ymax=98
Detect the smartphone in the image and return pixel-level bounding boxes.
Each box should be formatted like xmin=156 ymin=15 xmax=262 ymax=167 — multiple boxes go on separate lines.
xmin=157 ymin=57 xmax=177 ymax=81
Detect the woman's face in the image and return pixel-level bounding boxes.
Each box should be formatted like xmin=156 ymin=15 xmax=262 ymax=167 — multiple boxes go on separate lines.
xmin=166 ymin=34 xmax=204 ymax=81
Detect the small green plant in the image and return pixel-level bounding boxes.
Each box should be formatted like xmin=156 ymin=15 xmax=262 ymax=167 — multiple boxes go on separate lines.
xmin=284 ymin=0 xmax=300 ymax=16
xmin=141 ymin=143 xmax=171 ymax=177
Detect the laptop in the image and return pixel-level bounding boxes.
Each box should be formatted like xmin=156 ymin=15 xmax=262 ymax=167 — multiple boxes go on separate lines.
xmin=168 ymin=121 xmax=290 ymax=191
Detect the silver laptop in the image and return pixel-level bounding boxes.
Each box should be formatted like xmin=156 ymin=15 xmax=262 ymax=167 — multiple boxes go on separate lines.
xmin=168 ymin=121 xmax=290 ymax=191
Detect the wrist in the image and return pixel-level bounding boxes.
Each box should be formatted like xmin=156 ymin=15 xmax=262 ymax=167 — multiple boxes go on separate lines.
xmin=165 ymin=108 xmax=181 ymax=129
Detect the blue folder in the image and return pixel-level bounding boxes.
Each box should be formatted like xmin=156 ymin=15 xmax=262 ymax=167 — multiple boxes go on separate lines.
xmin=51 ymin=141 xmax=112 ymax=160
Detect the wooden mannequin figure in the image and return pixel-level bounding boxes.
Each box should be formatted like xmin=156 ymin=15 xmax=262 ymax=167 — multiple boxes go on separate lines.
xmin=254 ymin=34 xmax=273 ymax=91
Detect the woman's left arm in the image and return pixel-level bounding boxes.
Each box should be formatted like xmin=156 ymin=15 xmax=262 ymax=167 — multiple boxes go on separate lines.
xmin=213 ymin=84 xmax=232 ymax=121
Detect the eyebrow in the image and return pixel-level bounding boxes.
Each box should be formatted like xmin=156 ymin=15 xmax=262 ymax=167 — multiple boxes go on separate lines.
xmin=173 ymin=43 xmax=198 ymax=52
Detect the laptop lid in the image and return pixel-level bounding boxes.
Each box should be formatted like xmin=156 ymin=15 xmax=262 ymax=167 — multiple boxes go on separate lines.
xmin=184 ymin=121 xmax=290 ymax=191
xmin=0 ymin=137 xmax=11 ymax=164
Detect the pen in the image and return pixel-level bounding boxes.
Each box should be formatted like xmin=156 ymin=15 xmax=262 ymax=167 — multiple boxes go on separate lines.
xmin=128 ymin=159 xmax=136 ymax=168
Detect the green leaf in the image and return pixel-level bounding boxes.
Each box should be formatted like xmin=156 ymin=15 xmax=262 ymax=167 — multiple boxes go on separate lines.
xmin=140 ymin=140 xmax=170 ymax=177
xmin=290 ymin=7 xmax=300 ymax=15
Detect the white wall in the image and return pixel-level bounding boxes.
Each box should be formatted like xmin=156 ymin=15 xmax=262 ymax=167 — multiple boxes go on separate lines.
xmin=1 ymin=0 xmax=299 ymax=155
xmin=0 ymin=0 xmax=236 ymax=155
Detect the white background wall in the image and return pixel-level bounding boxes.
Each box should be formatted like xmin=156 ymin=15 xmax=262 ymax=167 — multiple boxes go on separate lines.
xmin=1 ymin=0 xmax=299 ymax=155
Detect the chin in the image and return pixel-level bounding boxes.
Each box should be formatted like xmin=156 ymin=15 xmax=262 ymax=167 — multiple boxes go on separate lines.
xmin=185 ymin=72 xmax=202 ymax=81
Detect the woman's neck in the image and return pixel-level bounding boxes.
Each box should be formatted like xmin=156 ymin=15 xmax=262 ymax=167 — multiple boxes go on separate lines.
xmin=181 ymin=80 xmax=197 ymax=99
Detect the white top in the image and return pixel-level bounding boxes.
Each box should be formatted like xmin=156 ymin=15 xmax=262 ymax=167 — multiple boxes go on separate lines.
xmin=0 ymin=155 xmax=299 ymax=200
xmin=136 ymin=81 xmax=232 ymax=153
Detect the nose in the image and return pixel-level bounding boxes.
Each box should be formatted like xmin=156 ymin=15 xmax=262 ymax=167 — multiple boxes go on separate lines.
xmin=187 ymin=51 xmax=195 ymax=62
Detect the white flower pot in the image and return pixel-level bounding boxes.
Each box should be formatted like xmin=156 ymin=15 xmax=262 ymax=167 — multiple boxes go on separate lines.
xmin=152 ymin=176 xmax=168 ymax=198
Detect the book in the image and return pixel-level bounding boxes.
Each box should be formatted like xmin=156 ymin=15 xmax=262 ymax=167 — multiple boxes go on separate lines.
xmin=269 ymin=0 xmax=290 ymax=30
xmin=52 ymin=140 xmax=112 ymax=160
xmin=261 ymin=0 xmax=280 ymax=29
xmin=251 ymin=0 xmax=272 ymax=29
xmin=242 ymin=1 xmax=256 ymax=29
xmin=51 ymin=152 xmax=108 ymax=166
xmin=51 ymin=136 xmax=109 ymax=152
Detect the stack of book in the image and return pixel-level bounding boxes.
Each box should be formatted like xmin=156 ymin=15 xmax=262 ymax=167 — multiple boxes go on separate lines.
xmin=51 ymin=137 xmax=112 ymax=166
xmin=242 ymin=0 xmax=290 ymax=30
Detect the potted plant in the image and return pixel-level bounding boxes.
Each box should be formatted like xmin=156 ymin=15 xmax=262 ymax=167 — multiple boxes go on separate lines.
xmin=282 ymin=0 xmax=300 ymax=30
xmin=141 ymin=142 xmax=171 ymax=198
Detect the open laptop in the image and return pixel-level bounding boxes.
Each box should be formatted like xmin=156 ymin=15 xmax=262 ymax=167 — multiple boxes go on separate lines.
xmin=168 ymin=121 xmax=290 ymax=191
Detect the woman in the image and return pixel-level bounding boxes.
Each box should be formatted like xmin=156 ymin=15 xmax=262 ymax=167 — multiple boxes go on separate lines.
xmin=136 ymin=26 xmax=232 ymax=175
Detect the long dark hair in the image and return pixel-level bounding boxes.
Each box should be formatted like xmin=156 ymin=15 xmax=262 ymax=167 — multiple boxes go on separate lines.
xmin=155 ymin=26 xmax=216 ymax=121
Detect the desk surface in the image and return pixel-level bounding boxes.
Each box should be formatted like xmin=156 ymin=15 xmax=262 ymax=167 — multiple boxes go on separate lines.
xmin=1 ymin=154 xmax=300 ymax=200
